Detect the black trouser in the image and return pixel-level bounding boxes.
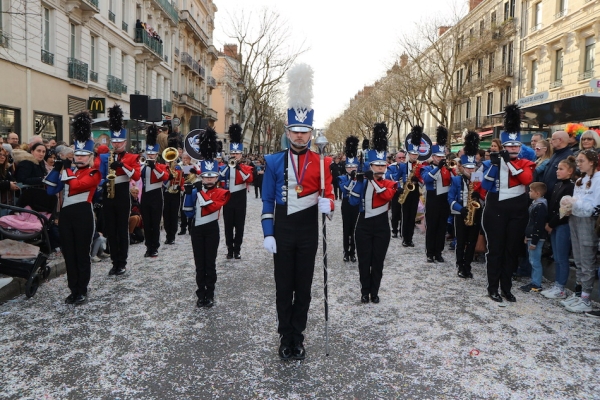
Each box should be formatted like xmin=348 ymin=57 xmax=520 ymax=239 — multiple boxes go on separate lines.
xmin=390 ymin=191 xmax=402 ymax=235
xmin=341 ymin=197 xmax=359 ymax=257
xmin=273 ymin=204 xmax=318 ymax=345
xmin=223 ymin=190 xmax=247 ymax=253
xmin=401 ymin=188 xmax=419 ymax=243
xmin=60 ymin=202 xmax=94 ymax=296
xmin=332 ymin=179 xmax=341 ymax=200
xmin=483 ymin=192 xmax=529 ymax=294
xmin=103 ymin=184 xmax=131 ymax=269
xmin=254 ymin=177 xmax=263 ymax=198
xmin=141 ymin=189 xmax=163 ymax=253
xmin=454 ymin=211 xmax=481 ymax=274
xmin=179 ymin=195 xmax=192 ymax=232
xmin=163 ymin=191 xmax=180 ymax=242
xmin=191 ymin=220 xmax=220 ymax=300
xmin=425 ymin=191 xmax=450 ymax=257
xmin=355 ymin=212 xmax=391 ymax=297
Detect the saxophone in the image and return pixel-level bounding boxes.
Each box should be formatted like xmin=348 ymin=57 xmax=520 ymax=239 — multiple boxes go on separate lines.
xmin=106 ymin=150 xmax=116 ymax=199
xmin=398 ymin=161 xmax=418 ymax=204
xmin=465 ymin=180 xmax=481 ymax=226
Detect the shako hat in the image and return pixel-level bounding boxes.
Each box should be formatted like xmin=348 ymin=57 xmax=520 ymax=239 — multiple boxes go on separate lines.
xmin=431 ymin=126 xmax=448 ymax=157
xmin=72 ymin=111 xmax=95 ymax=155
xmin=198 ymin=127 xmax=219 ymax=177
xmin=228 ymin=124 xmax=243 ymax=153
xmin=367 ymin=122 xmax=388 ymax=166
xmin=286 ymin=63 xmax=314 ymax=133
xmin=145 ymin=125 xmax=159 ymax=154
xmin=344 ymin=136 xmax=359 ymax=167
xmin=460 ymin=130 xmax=480 ymax=168
xmin=500 ymin=103 xmax=522 ymax=146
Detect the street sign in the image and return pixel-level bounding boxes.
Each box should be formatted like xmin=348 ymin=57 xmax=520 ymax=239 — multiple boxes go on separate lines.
xmin=517 ymin=91 xmax=549 ymax=107
xmin=590 ymin=79 xmax=600 ymax=89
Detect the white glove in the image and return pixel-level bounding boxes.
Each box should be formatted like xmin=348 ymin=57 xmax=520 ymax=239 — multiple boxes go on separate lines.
xmin=263 ymin=236 xmax=277 ymax=254
xmin=318 ymin=196 xmax=332 ymax=214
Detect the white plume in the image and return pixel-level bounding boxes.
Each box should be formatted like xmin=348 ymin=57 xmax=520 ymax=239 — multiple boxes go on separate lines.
xmin=287 ymin=63 xmax=314 ymax=110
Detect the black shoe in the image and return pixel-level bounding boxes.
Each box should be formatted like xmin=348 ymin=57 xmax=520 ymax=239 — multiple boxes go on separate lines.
xmin=392 ymin=233 xmax=398 ymax=238
xmin=350 ymin=255 xmax=357 ymax=262
xmin=226 ymin=250 xmax=233 ymax=260
xmin=165 ymin=240 xmax=175 ymax=245
xmin=501 ymin=291 xmax=517 ymax=302
xmin=292 ymin=343 xmax=306 ymax=360
xmin=197 ymin=298 xmax=207 ymax=307
xmin=427 ymin=256 xmax=435 ymax=263
xmin=489 ymin=292 xmax=503 ymax=302
xmin=204 ymin=298 xmax=214 ymax=308
xmin=343 ymin=255 xmax=350 ymax=262
xmin=466 ymin=272 xmax=474 ymax=279
xmin=278 ymin=344 xmax=293 ymax=360
xmin=115 ymin=267 xmax=126 ymax=276
xmin=108 ymin=267 xmax=116 ymax=276
xmin=371 ymin=295 xmax=380 ymax=304
xmin=144 ymin=251 xmax=150 ymax=258
xmin=435 ymin=255 xmax=445 ymax=262
xmin=149 ymin=251 xmax=158 ymax=258
xmin=234 ymin=252 xmax=241 ymax=260
xmin=74 ymin=294 xmax=87 ymax=305
xmin=65 ymin=294 xmax=77 ymax=304
xmin=457 ymin=270 xmax=468 ymax=279
xmin=178 ymin=230 xmax=186 ymax=235
xmin=361 ymin=294 xmax=370 ymax=303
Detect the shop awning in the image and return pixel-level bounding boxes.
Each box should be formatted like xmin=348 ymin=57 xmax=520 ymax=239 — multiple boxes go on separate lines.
xmin=520 ymin=93 xmax=600 ymax=126
xmin=478 ymin=130 xmax=493 ymax=137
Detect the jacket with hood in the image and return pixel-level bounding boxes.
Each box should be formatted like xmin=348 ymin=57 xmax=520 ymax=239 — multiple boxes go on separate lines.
xmin=13 ymin=149 xmax=48 ymax=187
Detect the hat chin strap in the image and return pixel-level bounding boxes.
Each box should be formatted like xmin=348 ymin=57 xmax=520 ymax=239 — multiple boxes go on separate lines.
xmin=287 ymin=133 xmax=311 ymax=150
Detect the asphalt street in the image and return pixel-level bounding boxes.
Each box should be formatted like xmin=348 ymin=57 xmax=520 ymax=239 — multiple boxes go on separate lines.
xmin=1 ymin=195 xmax=599 ymax=399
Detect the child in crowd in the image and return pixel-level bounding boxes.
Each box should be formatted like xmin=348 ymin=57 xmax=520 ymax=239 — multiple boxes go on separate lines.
xmin=541 ymin=156 xmax=575 ymax=300
xmin=91 ymin=231 xmax=109 ymax=263
xmin=562 ymin=150 xmax=600 ymax=314
xmin=520 ymin=182 xmax=548 ymax=292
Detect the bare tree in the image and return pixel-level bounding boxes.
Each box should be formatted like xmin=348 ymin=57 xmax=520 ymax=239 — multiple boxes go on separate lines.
xmin=222 ymin=8 xmax=308 ymax=145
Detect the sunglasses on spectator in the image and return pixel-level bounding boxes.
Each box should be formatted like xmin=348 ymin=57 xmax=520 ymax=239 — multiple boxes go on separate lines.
xmin=534 ymin=147 xmax=546 ymax=151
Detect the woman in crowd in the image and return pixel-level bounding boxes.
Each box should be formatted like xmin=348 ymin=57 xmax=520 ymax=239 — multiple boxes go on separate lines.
xmin=489 ymin=138 xmax=503 ymax=153
xmin=578 ymin=130 xmax=600 ymax=168
xmin=129 ymin=186 xmax=144 ymax=244
xmin=0 ymin=146 xmax=19 ymax=213
xmin=533 ymin=139 xmax=553 ymax=181
xmin=44 ymin=149 xmax=57 ymax=174
xmin=14 ymin=142 xmax=47 ymax=187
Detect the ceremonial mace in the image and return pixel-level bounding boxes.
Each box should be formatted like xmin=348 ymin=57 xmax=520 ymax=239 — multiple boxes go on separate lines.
xmin=315 ymin=130 xmax=330 ymax=356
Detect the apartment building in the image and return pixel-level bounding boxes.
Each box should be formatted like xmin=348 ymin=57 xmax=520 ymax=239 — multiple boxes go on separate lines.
xmin=0 ymin=0 xmax=215 ymax=146
xmin=171 ymin=0 xmax=218 ymax=135
xmin=518 ymin=0 xmax=599 ymax=129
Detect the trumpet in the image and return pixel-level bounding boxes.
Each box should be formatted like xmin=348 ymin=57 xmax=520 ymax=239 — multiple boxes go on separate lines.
xmin=228 ymin=158 xmax=237 ymax=167
xmin=447 ymin=159 xmax=458 ymax=169
xmin=106 ymin=150 xmax=116 ymax=199
xmin=162 ymin=147 xmax=180 ymax=194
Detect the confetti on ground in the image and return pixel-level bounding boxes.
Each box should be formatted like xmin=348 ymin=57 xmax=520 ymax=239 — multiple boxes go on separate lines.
xmin=1 ymin=196 xmax=599 ymax=398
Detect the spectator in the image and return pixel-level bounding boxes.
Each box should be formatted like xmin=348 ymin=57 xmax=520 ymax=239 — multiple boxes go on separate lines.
xmin=14 ymin=142 xmax=47 ymax=187
xmin=530 ymin=133 xmax=544 ymax=149
xmin=533 ymin=139 xmax=552 ymax=181
xmin=539 ymin=131 xmax=573 ymax=199
xmin=129 ymin=186 xmax=144 ymax=244
xmin=7 ymin=132 xmax=19 ymax=149
xmin=28 ymin=135 xmax=43 ymax=147
xmin=47 ymin=139 xmax=57 ymax=149
xmin=0 ymin=146 xmax=19 ymax=213
xmin=253 ymin=158 xmax=264 ymax=199
xmin=520 ymin=182 xmax=548 ymax=293
xmin=44 ymin=149 xmax=57 ymax=174
xmin=578 ymin=129 xmax=600 ymax=154
xmin=490 ymin=138 xmax=502 ymax=153
xmin=329 ymin=156 xmax=343 ymax=200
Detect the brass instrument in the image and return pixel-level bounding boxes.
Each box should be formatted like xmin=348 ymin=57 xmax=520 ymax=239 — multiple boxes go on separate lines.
xmin=106 ymin=150 xmax=116 ymax=199
xmin=398 ymin=161 xmax=419 ymax=204
xmin=184 ymin=171 xmax=197 ymax=185
xmin=162 ymin=147 xmax=180 ymax=194
xmin=228 ymin=158 xmax=237 ymax=167
xmin=447 ymin=159 xmax=458 ymax=169
xmin=465 ymin=180 xmax=481 ymax=226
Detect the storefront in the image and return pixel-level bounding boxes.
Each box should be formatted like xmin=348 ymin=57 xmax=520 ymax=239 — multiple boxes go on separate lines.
xmin=0 ymin=106 xmax=20 ymax=141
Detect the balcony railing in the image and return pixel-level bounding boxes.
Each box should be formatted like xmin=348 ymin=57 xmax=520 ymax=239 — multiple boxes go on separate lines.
xmin=530 ymin=24 xmax=541 ymax=33
xmin=154 ymin=0 xmax=179 ymax=24
xmin=579 ymin=70 xmax=594 ymax=80
xmin=199 ymin=66 xmax=205 ymax=78
xmin=90 ymin=70 xmax=98 ymax=82
xmin=108 ymin=10 xmax=115 ymax=23
xmin=122 ymin=21 xmax=128 ymax=32
xmin=0 ymin=31 xmax=9 ymax=48
xmin=86 ymin=0 xmax=99 ymax=7
xmin=549 ymin=79 xmax=563 ymax=89
xmin=41 ymin=49 xmax=54 ymax=65
xmin=134 ymin=28 xmax=163 ymax=58
xmin=68 ymin=58 xmax=88 ymax=83
xmin=180 ymin=52 xmax=194 ymax=69
xmin=121 ymin=84 xmax=127 ymax=94
xmin=179 ymin=10 xmax=209 ymax=46
xmin=207 ymin=76 xmax=216 ymax=88
xmin=554 ymin=10 xmax=567 ymax=19
xmin=192 ymin=62 xmax=199 ymax=75
xmin=163 ymin=100 xmax=172 ymax=113
xmin=107 ymin=75 xmax=122 ymax=94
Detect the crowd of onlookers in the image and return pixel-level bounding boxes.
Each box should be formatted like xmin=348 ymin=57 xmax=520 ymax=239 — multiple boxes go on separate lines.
xmin=135 ymin=20 xmax=162 ymax=43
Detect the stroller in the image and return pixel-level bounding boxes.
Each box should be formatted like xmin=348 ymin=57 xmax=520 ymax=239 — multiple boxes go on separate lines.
xmin=0 ymin=188 xmax=56 ymax=298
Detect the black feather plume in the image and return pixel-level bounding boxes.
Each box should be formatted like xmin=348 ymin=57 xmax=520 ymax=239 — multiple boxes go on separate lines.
xmin=504 ymin=103 xmax=521 ymax=133
xmin=228 ymin=123 xmax=243 ymax=144
xmin=217 ymin=141 xmax=223 ymax=153
xmin=199 ymin=127 xmax=218 ymax=160
xmin=362 ymin=139 xmax=370 ymax=151
xmin=345 ymin=136 xmax=359 ymax=159
xmin=410 ymin=125 xmax=423 ymax=147
xmin=464 ymin=131 xmax=480 ymax=157
xmin=108 ymin=104 xmax=124 ymax=133
xmin=436 ymin=126 xmax=448 ymax=147
xmin=146 ymin=125 xmax=158 ymax=146
xmin=72 ymin=111 xmax=92 ymax=143
xmin=372 ymin=122 xmax=388 ymax=152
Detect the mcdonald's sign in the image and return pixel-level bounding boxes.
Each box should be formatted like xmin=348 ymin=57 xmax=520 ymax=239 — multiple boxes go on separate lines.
xmin=88 ymin=98 xmax=105 ymax=113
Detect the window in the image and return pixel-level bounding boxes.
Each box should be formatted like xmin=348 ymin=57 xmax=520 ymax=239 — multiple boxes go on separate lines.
xmin=558 ymin=0 xmax=567 ymax=13
xmin=499 ymin=89 xmax=505 ymax=112
xmin=504 ymin=2 xmax=510 ymax=20
xmin=506 ymin=86 xmax=512 ymax=104
xmin=34 ymin=112 xmax=62 ymax=142
xmin=90 ymin=36 xmax=96 ymax=71
xmin=534 ymin=3 xmax=542 ymax=30
xmin=0 ymin=107 xmax=20 ymax=139
xmin=108 ymin=46 xmax=113 ymax=75
xmin=70 ymin=23 xmax=76 ymax=58
xmin=531 ymin=60 xmax=538 ymax=92
xmin=502 ymin=45 xmax=507 ymax=65
xmin=487 ymin=92 xmax=494 ymax=115
xmin=476 ymin=96 xmax=482 ymax=125
xmin=456 ymin=69 xmax=463 ymax=91
xmin=491 ymin=11 xmax=496 ymax=25
xmin=466 ymin=99 xmax=472 ymax=119
xmin=42 ymin=7 xmax=50 ymax=51
xmin=477 ymin=59 xmax=483 ymax=79
xmin=510 ymin=0 xmax=515 ymax=17
xmin=488 ymin=53 xmax=495 ymax=73
xmin=508 ymin=42 xmax=513 ymax=66
xmin=584 ymin=38 xmax=595 ymax=73
xmin=555 ymin=48 xmax=563 ymax=81
xmin=479 ymin=20 xmax=484 ymax=36
xmin=121 ymin=54 xmax=126 ymax=81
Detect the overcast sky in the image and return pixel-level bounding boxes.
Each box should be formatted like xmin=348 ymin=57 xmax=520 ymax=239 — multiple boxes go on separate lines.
xmin=213 ymin=0 xmax=463 ymax=128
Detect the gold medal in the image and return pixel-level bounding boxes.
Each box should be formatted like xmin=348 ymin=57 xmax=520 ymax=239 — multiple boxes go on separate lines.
xmin=295 ymin=185 xmax=304 ymax=194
